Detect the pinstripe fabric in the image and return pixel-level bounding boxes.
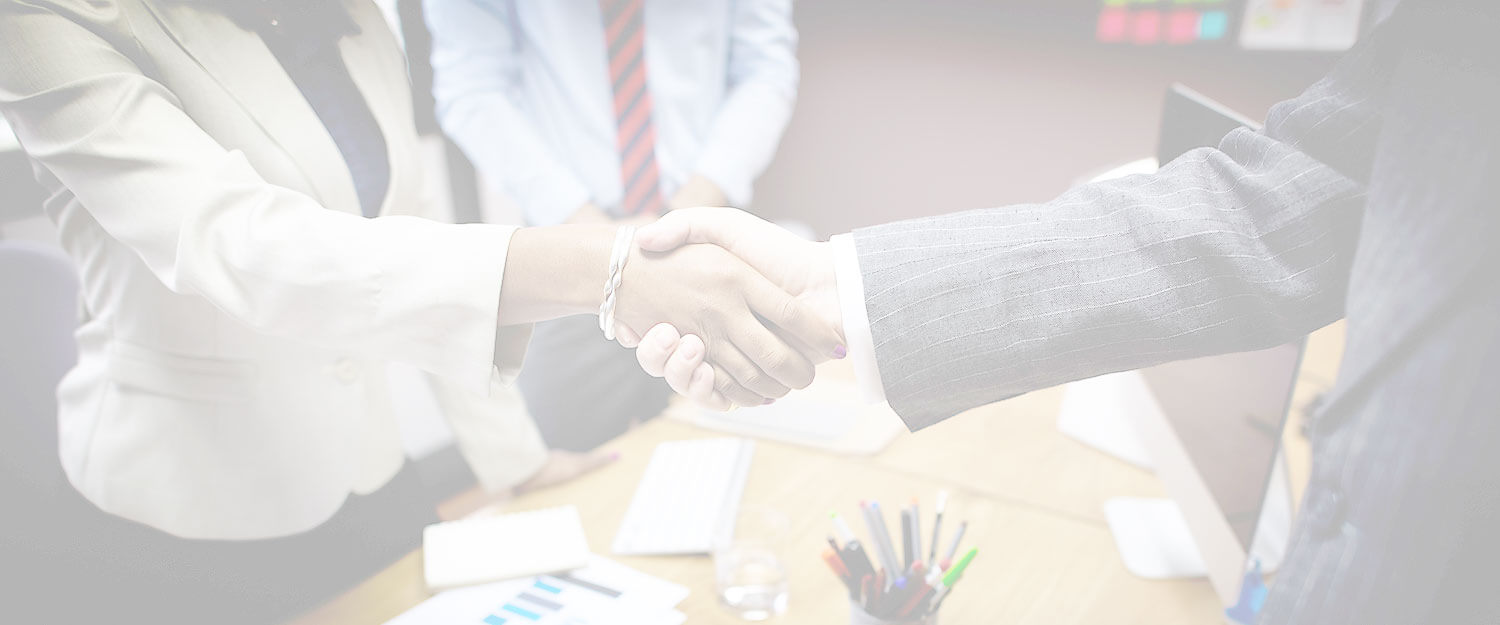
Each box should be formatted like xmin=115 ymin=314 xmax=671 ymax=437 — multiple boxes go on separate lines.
xmin=855 ymin=44 xmax=1381 ymax=428
xmin=854 ymin=0 xmax=1500 ymax=620
xmin=601 ymin=0 xmax=662 ymax=216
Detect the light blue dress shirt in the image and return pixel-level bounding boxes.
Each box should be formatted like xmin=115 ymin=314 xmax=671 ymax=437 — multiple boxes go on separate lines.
xmin=425 ymin=0 xmax=799 ymax=226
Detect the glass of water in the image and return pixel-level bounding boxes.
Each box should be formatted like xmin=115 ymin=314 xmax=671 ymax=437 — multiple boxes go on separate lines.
xmin=715 ymin=505 xmax=790 ymax=621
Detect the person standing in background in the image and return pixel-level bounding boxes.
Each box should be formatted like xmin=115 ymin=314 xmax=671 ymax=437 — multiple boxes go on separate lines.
xmin=425 ymin=0 xmax=799 ymax=450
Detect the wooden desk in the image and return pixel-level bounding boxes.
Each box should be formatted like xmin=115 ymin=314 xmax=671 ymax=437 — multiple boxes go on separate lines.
xmin=288 ymin=324 xmax=1345 ymax=625
xmin=873 ymin=322 xmax=1347 ymax=524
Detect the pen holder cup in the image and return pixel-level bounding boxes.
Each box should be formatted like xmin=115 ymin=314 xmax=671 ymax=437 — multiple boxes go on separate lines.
xmin=849 ymin=599 xmax=939 ymax=625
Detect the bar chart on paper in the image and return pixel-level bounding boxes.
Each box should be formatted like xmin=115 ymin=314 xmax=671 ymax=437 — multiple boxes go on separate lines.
xmin=385 ymin=557 xmax=688 ymax=625
xmin=479 ymin=578 xmax=574 ymax=625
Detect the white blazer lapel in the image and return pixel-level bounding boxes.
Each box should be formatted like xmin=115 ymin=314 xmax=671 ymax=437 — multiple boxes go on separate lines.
xmin=138 ymin=0 xmax=364 ymax=215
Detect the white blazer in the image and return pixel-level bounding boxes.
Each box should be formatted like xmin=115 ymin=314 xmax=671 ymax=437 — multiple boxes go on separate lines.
xmin=0 ymin=0 xmax=547 ymax=539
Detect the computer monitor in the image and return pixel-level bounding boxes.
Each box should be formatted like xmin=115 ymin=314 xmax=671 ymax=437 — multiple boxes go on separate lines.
xmin=1132 ymin=343 xmax=1302 ymax=605
xmin=1061 ymin=343 xmax=1299 ymax=610
xmin=1157 ymin=83 xmax=1261 ymax=166
xmin=1057 ymin=85 xmax=1298 ymax=611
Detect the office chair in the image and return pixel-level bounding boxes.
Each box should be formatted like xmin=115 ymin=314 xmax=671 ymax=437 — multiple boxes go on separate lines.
xmin=0 ymin=240 xmax=128 ymax=619
xmin=0 ymin=240 xmax=79 ymax=519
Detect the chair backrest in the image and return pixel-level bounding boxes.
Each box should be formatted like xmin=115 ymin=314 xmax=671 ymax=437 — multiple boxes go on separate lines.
xmin=0 ymin=240 xmax=80 ymax=507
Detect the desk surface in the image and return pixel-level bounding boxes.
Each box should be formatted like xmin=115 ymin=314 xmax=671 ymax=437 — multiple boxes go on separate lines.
xmin=288 ymin=323 xmax=1344 ymax=625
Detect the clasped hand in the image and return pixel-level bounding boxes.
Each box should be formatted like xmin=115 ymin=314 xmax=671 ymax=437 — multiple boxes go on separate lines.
xmin=610 ymin=207 xmax=844 ymax=410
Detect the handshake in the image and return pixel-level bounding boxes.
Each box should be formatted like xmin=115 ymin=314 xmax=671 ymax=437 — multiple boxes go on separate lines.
xmin=606 ymin=207 xmax=846 ymax=410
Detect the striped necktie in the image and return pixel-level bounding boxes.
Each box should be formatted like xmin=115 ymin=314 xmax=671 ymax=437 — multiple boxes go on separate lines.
xmin=601 ymin=0 xmax=662 ymax=216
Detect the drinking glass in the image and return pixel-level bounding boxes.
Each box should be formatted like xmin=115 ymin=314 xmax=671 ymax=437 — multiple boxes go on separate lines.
xmin=714 ymin=505 xmax=790 ymax=621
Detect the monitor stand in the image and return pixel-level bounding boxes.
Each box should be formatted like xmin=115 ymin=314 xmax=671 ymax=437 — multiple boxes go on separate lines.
xmin=1058 ymin=372 xmax=1292 ymax=579
xmin=1057 ymin=372 xmax=1157 ymax=471
xmin=1104 ymin=497 xmax=1209 ymax=578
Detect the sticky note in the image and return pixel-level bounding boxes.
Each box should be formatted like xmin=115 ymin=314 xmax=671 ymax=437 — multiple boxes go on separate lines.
xmin=1131 ymin=10 xmax=1163 ymax=44
xmin=1167 ymin=10 xmax=1200 ymax=43
xmin=1199 ymin=10 xmax=1229 ymax=40
xmin=1097 ymin=8 xmax=1129 ymax=42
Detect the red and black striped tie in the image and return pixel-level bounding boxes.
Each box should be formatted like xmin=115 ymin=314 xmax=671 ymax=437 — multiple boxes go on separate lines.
xmin=601 ymin=0 xmax=662 ymax=216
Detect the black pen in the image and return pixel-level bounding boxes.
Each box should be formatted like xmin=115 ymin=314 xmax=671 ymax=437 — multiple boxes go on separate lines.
xmin=909 ymin=498 xmax=923 ymax=570
xmin=900 ymin=510 xmax=913 ymax=572
xmin=831 ymin=512 xmax=877 ymax=581
xmin=940 ymin=521 xmax=968 ymax=571
xmin=929 ymin=490 xmax=947 ymax=563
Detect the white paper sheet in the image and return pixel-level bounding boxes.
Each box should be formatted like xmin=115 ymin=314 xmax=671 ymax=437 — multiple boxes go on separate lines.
xmin=387 ymin=555 xmax=688 ymax=625
xmin=422 ymin=506 xmax=592 ymax=591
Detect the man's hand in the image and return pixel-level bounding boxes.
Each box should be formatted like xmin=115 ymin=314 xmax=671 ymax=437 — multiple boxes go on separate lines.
xmin=668 ymin=174 xmax=730 ymax=211
xmin=612 ymin=241 xmax=843 ymax=409
xmin=631 ymin=207 xmax=845 ymax=407
xmin=502 ymin=222 xmax=837 ymax=409
xmin=449 ymin=449 xmax=619 ymax=518
xmin=565 ymin=202 xmax=611 ymax=225
xmin=568 ymin=201 xmax=660 ymax=228
xmin=515 ymin=449 xmax=618 ymax=495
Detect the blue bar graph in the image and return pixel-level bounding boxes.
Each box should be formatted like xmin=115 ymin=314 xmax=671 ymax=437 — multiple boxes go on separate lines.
xmin=481 ymin=615 xmax=507 ymax=625
xmin=532 ymin=579 xmax=562 ymax=594
xmin=501 ymin=604 xmax=541 ymax=621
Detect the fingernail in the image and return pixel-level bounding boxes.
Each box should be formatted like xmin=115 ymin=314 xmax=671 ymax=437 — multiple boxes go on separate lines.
xmin=832 ymin=344 xmax=848 ymax=359
xmin=764 ymin=399 xmax=775 ymax=405
xmin=609 ymin=451 xmax=621 ymax=461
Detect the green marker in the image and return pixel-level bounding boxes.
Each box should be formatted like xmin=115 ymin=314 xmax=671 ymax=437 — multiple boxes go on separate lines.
xmin=931 ymin=547 xmax=978 ymax=610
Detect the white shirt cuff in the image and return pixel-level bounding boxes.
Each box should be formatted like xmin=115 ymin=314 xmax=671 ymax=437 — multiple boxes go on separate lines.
xmin=831 ymin=233 xmax=886 ymax=404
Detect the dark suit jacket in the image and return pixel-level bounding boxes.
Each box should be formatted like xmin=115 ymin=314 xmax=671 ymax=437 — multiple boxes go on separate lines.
xmin=853 ymin=1 xmax=1500 ymax=621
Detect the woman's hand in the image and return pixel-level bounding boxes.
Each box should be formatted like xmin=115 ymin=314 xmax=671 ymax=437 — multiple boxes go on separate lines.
xmin=629 ymin=208 xmax=847 ymax=408
xmin=631 ymin=323 xmax=720 ymax=406
xmin=499 ymin=222 xmax=842 ymax=409
xmin=514 ymin=449 xmax=619 ymax=495
xmin=612 ymin=243 xmax=844 ymax=408
xmin=637 ymin=207 xmax=842 ymax=331
xmin=444 ymin=449 xmax=618 ymax=519
xmin=668 ymin=174 xmax=730 ymax=211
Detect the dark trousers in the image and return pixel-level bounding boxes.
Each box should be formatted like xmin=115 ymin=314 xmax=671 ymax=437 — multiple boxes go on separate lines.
xmin=516 ymin=314 xmax=672 ymax=452
xmin=2 ymin=463 xmax=437 ymax=625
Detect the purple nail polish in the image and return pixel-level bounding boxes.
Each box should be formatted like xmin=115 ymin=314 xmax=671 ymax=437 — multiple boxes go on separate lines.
xmin=609 ymin=451 xmax=621 ymax=460
xmin=832 ymin=344 xmax=848 ymax=359
xmin=763 ymin=399 xmax=775 ymax=405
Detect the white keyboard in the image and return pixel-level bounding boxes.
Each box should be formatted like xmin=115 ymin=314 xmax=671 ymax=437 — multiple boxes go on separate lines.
xmin=611 ymin=438 xmax=754 ymax=556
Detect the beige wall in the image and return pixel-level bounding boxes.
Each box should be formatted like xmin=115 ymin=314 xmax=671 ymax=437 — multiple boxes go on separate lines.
xmin=752 ymin=1 xmax=1336 ymax=235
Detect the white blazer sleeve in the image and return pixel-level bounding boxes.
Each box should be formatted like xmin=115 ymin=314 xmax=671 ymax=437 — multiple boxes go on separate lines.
xmin=0 ymin=2 xmax=523 ymax=394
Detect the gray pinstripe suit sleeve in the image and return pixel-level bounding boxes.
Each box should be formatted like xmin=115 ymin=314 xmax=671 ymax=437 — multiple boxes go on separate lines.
xmin=854 ymin=19 xmax=1400 ymax=431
